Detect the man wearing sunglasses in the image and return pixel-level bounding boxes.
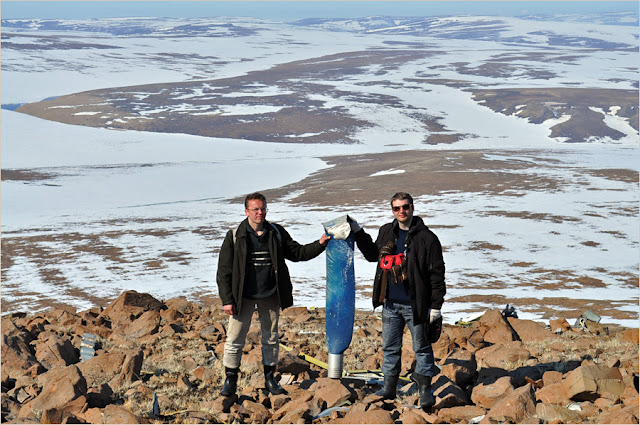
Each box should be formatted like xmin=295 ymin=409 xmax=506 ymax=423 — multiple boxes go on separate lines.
xmin=349 ymin=192 xmax=446 ymax=412
xmin=217 ymin=192 xmax=330 ymax=397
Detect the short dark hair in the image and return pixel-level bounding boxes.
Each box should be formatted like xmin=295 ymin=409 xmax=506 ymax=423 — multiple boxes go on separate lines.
xmin=390 ymin=192 xmax=413 ymax=207
xmin=244 ymin=192 xmax=267 ymax=208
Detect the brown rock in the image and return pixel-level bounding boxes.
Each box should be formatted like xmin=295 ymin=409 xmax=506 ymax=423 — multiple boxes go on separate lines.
xmin=111 ymin=310 xmax=161 ymax=341
xmin=471 ymin=375 xmax=514 ymax=409
xmin=278 ymin=351 xmax=311 ymax=376
xmin=441 ymin=348 xmax=477 ymax=386
xmin=199 ymin=323 xmax=225 ymax=341
xmin=536 ymin=403 xmax=581 ymax=423
xmin=476 ymin=309 xmax=518 ymax=344
xmin=432 ymin=331 xmax=456 ymax=360
xmin=86 ymin=383 xmax=114 ymax=408
xmin=399 ymin=409 xmax=428 ymax=424
xmin=40 ymin=407 xmax=65 ymax=424
xmin=278 ymin=407 xmax=310 ymax=424
xmin=542 ymin=370 xmax=563 ymax=386
xmin=181 ymin=355 xmax=198 ymax=372
xmin=80 ymin=407 xmax=104 ymax=424
xmin=343 ymin=407 xmax=394 ymax=424
xmin=313 ymin=378 xmax=352 ymax=408
xmin=1 ymin=333 xmax=40 ymax=380
xmin=438 ymin=405 xmax=487 ymax=423
xmin=7 ymin=381 xmax=39 ymax=404
xmin=272 ymin=392 xmax=313 ymax=421
xmin=19 ymin=365 xmax=87 ymax=419
xmin=475 ymin=343 xmax=531 ymax=369
xmin=77 ymin=351 xmax=126 ymax=387
xmin=576 ymin=400 xmax=600 ymax=419
xmin=622 ymin=396 xmax=640 ymax=406
xmin=596 ymin=404 xmax=639 ymax=424
xmin=164 ymin=296 xmax=192 ymax=313
xmin=98 ymin=290 xmax=164 ymax=328
xmin=292 ymin=313 xmax=311 ymax=324
xmin=102 ymin=404 xmax=147 ymax=424
xmin=160 ymin=307 xmax=184 ymax=323
xmin=432 ymin=374 xmax=471 ymax=409
xmin=561 ymin=364 xmax=625 ymax=401
xmin=594 ymin=396 xmax=616 ymax=409
xmin=536 ymin=382 xmax=571 ymax=405
xmin=109 ymin=350 xmax=144 ymax=388
xmin=275 ymin=398 xmax=323 ymax=424
xmin=156 ymin=393 xmax=176 ymax=413
xmin=25 ymin=316 xmax=49 ymax=336
xmin=481 ymin=383 xmax=536 ymax=424
xmin=507 ymin=317 xmax=559 ymax=342
xmin=585 ymin=320 xmax=609 ymax=336
xmin=445 ymin=326 xmax=474 ymax=347
xmin=1 ymin=392 xmax=21 ymax=422
xmin=61 ymin=394 xmax=89 ymax=418
xmin=239 ymin=399 xmax=270 ymax=423
xmin=619 ymin=328 xmax=639 ymax=344
xmin=549 ymin=318 xmax=572 ymax=333
xmin=192 ymin=366 xmax=216 ymax=384
xmin=270 ymin=393 xmax=291 ymax=410
xmin=202 ymin=395 xmax=238 ymax=414
xmin=363 ymin=354 xmax=381 ymax=370
xmin=281 ymin=306 xmax=308 ymax=317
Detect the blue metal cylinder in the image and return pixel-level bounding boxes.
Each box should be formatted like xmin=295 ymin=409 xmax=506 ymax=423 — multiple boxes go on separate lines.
xmin=323 ymin=215 xmax=356 ymax=378
xmin=326 ymin=234 xmax=355 ymax=355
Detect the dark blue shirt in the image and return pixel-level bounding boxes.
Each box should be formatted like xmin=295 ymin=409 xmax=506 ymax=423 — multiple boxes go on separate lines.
xmin=387 ymin=228 xmax=411 ymax=304
xmin=244 ymin=223 xmax=277 ymax=299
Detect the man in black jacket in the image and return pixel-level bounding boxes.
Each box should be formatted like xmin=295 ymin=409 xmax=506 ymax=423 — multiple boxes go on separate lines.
xmin=350 ymin=192 xmax=446 ymax=411
xmin=216 ymin=192 xmax=330 ymax=397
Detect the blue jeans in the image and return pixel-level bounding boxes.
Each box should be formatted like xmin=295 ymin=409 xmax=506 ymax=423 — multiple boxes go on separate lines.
xmin=381 ymin=300 xmax=438 ymax=377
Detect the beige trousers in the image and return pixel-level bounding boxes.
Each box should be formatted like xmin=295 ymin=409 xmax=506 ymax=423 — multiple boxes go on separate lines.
xmin=223 ymin=293 xmax=280 ymax=368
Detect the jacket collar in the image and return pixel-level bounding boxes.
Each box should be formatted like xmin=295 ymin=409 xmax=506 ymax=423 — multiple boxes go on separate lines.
xmin=238 ymin=218 xmax=274 ymax=237
xmin=392 ymin=216 xmax=427 ymax=235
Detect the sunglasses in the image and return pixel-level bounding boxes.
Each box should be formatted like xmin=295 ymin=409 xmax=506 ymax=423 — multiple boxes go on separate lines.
xmin=392 ymin=204 xmax=411 ymax=212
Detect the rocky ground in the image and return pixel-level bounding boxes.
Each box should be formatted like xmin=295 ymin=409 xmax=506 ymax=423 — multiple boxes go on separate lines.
xmin=2 ymin=290 xmax=638 ymax=424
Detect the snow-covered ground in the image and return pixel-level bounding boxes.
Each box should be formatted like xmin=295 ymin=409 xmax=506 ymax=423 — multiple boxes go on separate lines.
xmin=2 ymin=14 xmax=638 ymax=326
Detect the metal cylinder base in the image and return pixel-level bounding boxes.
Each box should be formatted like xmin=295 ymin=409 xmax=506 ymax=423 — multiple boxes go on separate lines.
xmin=328 ymin=353 xmax=344 ymax=379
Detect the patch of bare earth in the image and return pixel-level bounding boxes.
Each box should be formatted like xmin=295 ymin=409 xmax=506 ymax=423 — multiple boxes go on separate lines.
xmin=16 ymin=49 xmax=446 ymax=144
xmin=261 ymin=150 xmax=563 ymax=206
xmin=16 ymin=48 xmax=637 ymax=145
xmin=470 ymin=87 xmax=639 ymax=143
xmin=1 ymin=169 xmax=59 ymax=182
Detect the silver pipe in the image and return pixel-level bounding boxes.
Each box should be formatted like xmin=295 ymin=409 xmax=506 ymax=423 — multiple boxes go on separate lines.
xmin=328 ymin=353 xmax=344 ymax=379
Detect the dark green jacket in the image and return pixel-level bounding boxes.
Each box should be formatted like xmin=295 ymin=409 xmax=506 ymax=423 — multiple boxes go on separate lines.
xmin=354 ymin=216 xmax=446 ymax=324
xmin=216 ymin=219 xmax=325 ymax=313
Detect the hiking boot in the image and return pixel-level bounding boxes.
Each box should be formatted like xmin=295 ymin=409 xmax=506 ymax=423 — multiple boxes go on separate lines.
xmin=264 ymin=364 xmax=286 ymax=395
xmin=375 ymin=374 xmax=399 ymax=399
xmin=220 ymin=367 xmax=239 ymax=397
xmin=412 ymin=373 xmax=435 ymax=412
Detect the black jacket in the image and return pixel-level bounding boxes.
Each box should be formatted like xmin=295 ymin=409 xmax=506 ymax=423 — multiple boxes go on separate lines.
xmin=354 ymin=216 xmax=446 ymax=324
xmin=216 ymin=219 xmax=325 ymax=313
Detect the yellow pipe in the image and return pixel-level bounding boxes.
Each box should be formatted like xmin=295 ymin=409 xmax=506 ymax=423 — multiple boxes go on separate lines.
xmin=279 ymin=343 xmax=329 ymax=370
xmin=279 ymin=344 xmax=410 ymax=381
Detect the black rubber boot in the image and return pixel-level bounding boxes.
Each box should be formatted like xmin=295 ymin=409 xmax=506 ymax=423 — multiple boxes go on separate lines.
xmin=375 ymin=374 xmax=399 ymax=399
xmin=220 ymin=367 xmax=239 ymax=397
xmin=412 ymin=373 xmax=435 ymax=412
xmin=264 ymin=364 xmax=286 ymax=395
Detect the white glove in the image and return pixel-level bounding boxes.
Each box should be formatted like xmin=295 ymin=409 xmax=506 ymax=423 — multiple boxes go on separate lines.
xmin=429 ymin=309 xmax=441 ymax=323
xmin=347 ymin=215 xmax=361 ymax=233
